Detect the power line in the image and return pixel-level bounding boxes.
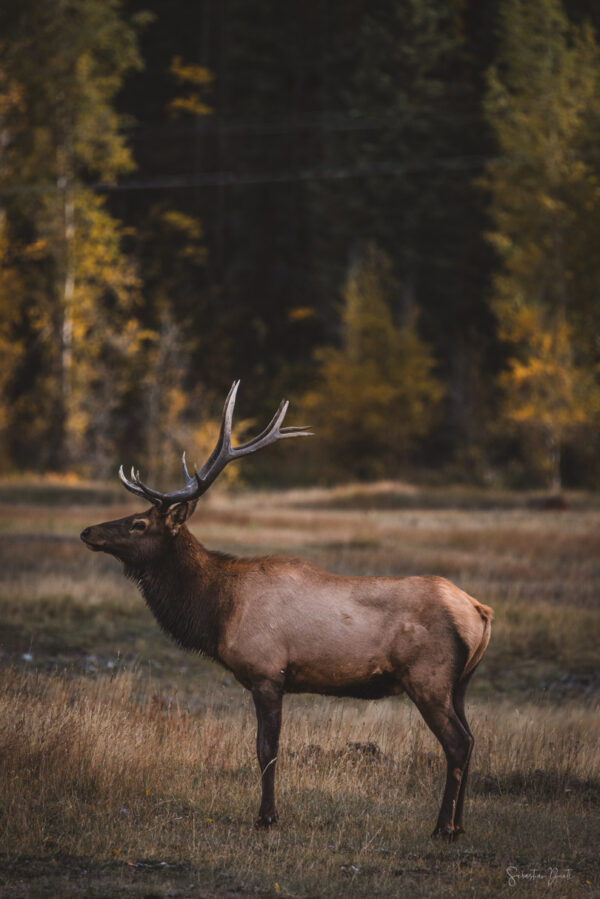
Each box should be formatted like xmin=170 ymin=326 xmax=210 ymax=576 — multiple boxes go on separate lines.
xmin=123 ymin=107 xmax=488 ymax=138
xmin=0 ymin=153 xmax=491 ymax=197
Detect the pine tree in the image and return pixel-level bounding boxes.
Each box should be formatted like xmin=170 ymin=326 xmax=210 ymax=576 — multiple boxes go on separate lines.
xmin=303 ymin=244 xmax=443 ymax=480
xmin=312 ymin=0 xmax=495 ymax=470
xmin=483 ymin=0 xmax=600 ymax=488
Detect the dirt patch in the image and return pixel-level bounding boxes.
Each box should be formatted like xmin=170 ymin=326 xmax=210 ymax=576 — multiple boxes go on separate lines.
xmin=0 ymin=854 xmax=259 ymax=898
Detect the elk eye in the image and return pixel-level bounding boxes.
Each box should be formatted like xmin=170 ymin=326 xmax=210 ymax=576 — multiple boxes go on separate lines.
xmin=130 ymin=520 xmax=148 ymax=533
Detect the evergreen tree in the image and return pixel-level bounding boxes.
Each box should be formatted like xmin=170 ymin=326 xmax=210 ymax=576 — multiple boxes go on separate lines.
xmin=303 ymin=244 xmax=443 ymax=481
xmin=312 ymin=0 xmax=496 ymax=470
xmin=483 ymin=0 xmax=600 ymax=487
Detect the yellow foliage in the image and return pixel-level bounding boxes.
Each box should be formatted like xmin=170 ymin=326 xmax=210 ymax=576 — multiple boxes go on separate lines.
xmin=28 ymin=187 xmax=146 ymax=468
xmin=169 ymin=56 xmax=213 ymax=118
xmin=157 ymin=209 xmax=207 ymax=265
xmin=0 ymin=217 xmax=24 ymax=435
xmin=170 ymin=57 xmax=214 ymax=87
xmin=170 ymin=96 xmax=213 ymax=117
xmin=0 ymin=64 xmax=23 ymax=130
xmin=500 ymin=307 xmax=599 ymax=487
xmin=160 ymin=210 xmax=204 ymax=241
xmin=288 ymin=307 xmax=315 ymax=322
xmin=483 ymin=0 xmax=600 ymax=381
xmin=302 ymin=244 xmax=443 ymax=479
xmin=182 ymin=417 xmax=251 ymax=489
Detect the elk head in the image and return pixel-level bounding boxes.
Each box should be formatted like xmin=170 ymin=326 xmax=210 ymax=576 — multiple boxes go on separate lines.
xmin=80 ymin=379 xmax=312 ymax=563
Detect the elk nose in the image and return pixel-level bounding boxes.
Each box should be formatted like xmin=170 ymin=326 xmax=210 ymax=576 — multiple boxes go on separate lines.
xmin=80 ymin=527 xmax=91 ymax=542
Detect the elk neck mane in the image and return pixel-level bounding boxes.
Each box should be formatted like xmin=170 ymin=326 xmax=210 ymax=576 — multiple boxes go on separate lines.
xmin=124 ymin=526 xmax=236 ymax=659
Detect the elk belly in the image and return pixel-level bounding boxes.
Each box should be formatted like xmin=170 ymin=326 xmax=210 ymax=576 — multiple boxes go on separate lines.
xmin=283 ymin=658 xmax=404 ymax=699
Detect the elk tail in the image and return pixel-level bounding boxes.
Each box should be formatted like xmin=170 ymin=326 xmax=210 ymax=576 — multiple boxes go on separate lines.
xmin=461 ymin=601 xmax=493 ymax=681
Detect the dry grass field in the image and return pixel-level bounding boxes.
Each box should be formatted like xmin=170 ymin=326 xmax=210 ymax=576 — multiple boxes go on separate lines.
xmin=0 ymin=481 xmax=599 ymax=897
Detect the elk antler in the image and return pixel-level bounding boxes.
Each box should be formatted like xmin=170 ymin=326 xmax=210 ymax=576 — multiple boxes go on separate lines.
xmin=118 ymin=380 xmax=312 ymax=511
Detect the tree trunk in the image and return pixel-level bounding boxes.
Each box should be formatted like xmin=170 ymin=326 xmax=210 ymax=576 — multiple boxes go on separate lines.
xmin=61 ymin=179 xmax=75 ymax=415
xmin=546 ymin=427 xmax=562 ymax=494
xmin=50 ymin=174 xmax=76 ymax=471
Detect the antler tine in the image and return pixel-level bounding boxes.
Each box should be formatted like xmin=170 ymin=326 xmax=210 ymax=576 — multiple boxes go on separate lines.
xmin=117 ymin=381 xmax=312 ymax=511
xmin=118 ymin=464 xmax=164 ymax=508
xmin=196 ymin=380 xmax=240 ymax=480
xmin=196 ymin=384 xmax=313 ymax=492
xmin=280 ymin=425 xmax=314 ymax=435
xmin=232 ymin=399 xmax=288 ymax=454
xmin=181 ymin=452 xmax=197 ymax=485
xmin=222 ymin=379 xmax=240 ymax=450
xmin=119 ymin=464 xmax=142 ymax=496
xmin=232 ymin=399 xmax=312 ymax=456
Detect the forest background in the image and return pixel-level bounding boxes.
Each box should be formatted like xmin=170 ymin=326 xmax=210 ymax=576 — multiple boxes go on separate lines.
xmin=1 ymin=0 xmax=600 ymax=492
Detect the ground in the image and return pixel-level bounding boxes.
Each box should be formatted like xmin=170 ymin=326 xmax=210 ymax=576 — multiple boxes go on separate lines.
xmin=0 ymin=480 xmax=598 ymax=897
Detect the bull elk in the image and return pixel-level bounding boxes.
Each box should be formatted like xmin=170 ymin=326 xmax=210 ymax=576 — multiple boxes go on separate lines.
xmin=81 ymin=381 xmax=492 ymax=839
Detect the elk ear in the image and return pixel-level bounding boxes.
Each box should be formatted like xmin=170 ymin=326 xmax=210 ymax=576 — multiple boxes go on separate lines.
xmin=164 ymin=501 xmax=198 ymax=535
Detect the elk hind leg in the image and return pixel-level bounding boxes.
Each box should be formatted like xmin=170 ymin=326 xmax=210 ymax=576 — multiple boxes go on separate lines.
xmin=451 ymin=670 xmax=476 ymax=836
xmin=411 ymin=686 xmax=473 ymax=840
xmin=252 ymin=681 xmax=283 ymax=828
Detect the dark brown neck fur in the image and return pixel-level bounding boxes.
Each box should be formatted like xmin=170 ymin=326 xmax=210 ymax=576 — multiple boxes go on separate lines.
xmin=125 ymin=527 xmax=235 ymax=660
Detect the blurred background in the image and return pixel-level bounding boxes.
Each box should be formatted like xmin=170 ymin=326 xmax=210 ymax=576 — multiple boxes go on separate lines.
xmin=1 ymin=0 xmax=599 ymax=491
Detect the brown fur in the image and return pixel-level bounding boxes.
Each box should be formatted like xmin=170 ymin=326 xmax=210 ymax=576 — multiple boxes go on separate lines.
xmin=81 ymin=502 xmax=492 ymax=838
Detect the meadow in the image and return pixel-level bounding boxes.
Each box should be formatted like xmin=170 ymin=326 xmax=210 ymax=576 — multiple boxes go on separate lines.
xmin=0 ymin=481 xmax=598 ymax=897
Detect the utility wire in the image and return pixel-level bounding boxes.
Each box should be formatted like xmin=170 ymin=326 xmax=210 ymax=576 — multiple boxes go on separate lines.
xmin=0 ymin=153 xmax=491 ymax=197
xmin=123 ymin=107 xmax=489 ymax=137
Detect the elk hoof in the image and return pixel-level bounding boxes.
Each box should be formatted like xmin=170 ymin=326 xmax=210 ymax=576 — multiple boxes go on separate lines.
xmin=432 ymin=825 xmax=458 ymax=841
xmin=254 ymin=814 xmax=278 ymax=829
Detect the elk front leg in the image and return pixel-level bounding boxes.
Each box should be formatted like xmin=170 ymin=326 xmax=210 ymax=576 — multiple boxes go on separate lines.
xmin=252 ymin=681 xmax=283 ymax=828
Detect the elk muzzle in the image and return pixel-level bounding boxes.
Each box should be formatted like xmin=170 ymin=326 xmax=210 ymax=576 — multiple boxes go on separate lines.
xmin=80 ymin=526 xmax=107 ymax=552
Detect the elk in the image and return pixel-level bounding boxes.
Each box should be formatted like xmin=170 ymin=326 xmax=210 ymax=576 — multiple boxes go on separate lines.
xmin=81 ymin=381 xmax=492 ymax=839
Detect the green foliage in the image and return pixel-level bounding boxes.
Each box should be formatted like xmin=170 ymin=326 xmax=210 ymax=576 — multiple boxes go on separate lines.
xmin=1 ymin=0 xmax=143 ymax=184
xmin=484 ymin=0 xmax=600 ymax=323
xmin=310 ymin=0 xmax=496 ymax=467
xmin=0 ymin=0 xmax=146 ymax=471
xmin=483 ymin=0 xmax=600 ymax=487
xmin=303 ymin=245 xmax=443 ymax=480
